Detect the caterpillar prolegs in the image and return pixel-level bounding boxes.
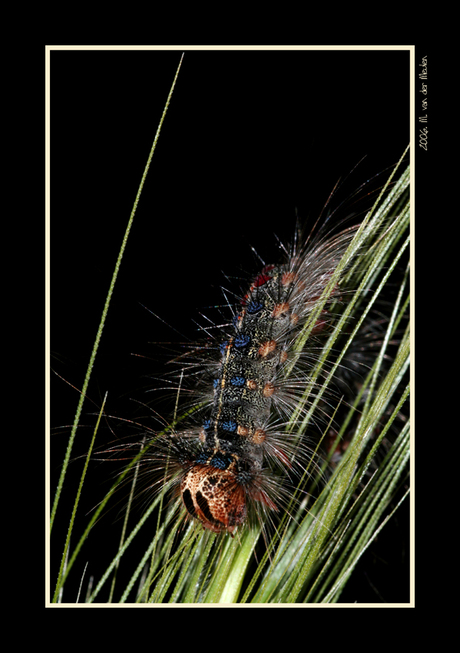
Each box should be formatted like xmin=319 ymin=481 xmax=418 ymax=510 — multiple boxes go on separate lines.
xmin=152 ymin=222 xmax=361 ymax=534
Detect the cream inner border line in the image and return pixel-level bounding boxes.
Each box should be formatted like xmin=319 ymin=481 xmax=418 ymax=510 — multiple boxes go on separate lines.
xmin=45 ymin=44 xmax=415 ymax=608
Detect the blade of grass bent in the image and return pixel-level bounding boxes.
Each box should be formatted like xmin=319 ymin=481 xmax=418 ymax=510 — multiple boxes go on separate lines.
xmin=256 ymin=161 xmax=409 ymax=603
xmin=50 ymin=53 xmax=184 ymax=534
xmin=52 ymin=393 xmax=107 ymax=603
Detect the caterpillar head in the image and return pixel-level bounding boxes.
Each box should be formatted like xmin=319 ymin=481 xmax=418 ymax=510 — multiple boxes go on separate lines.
xmin=180 ymin=465 xmax=247 ymax=534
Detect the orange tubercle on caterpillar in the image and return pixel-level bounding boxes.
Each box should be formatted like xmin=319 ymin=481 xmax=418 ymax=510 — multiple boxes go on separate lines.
xmin=258 ymin=340 xmax=277 ymax=358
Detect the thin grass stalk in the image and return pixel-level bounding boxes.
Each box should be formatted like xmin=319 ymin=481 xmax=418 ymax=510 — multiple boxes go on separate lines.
xmin=128 ymin=511 xmax=185 ymax=603
xmin=280 ymin=259 xmax=408 ymax=599
xmin=332 ymin=333 xmax=409 ymax=522
xmin=50 ymin=54 xmax=184 ymax=536
xmin=59 ymin=433 xmax=162 ymax=590
xmin=324 ymin=430 xmax=410 ymax=603
xmin=182 ymin=532 xmax=216 ymax=603
xmin=86 ymin=493 xmax=162 ymax=603
xmin=217 ymin=527 xmax=262 ymax=603
xmin=295 ymin=196 xmax=409 ymax=444
xmin=147 ymin=522 xmax=202 ymax=603
xmin=201 ymin=535 xmax=242 ymax=603
xmin=52 ymin=393 xmax=107 ymax=603
xmin=298 ymin=337 xmax=409 ymax=601
xmin=108 ymin=436 xmax=146 ymax=602
xmin=314 ymin=424 xmax=409 ymax=603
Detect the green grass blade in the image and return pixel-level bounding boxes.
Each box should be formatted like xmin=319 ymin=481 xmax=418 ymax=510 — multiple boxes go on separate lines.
xmin=52 ymin=393 xmax=107 ymax=602
xmin=50 ymin=54 xmax=184 ymax=535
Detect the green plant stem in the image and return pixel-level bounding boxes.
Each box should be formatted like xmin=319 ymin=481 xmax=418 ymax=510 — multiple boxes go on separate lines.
xmin=52 ymin=393 xmax=107 ymax=603
xmin=50 ymin=54 xmax=184 ymax=536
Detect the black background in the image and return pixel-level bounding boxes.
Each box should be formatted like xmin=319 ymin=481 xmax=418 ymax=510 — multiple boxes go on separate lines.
xmin=50 ymin=48 xmax=411 ymax=603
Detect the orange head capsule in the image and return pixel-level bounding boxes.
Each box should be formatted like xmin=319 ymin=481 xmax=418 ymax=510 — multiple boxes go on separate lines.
xmin=180 ymin=465 xmax=247 ymax=534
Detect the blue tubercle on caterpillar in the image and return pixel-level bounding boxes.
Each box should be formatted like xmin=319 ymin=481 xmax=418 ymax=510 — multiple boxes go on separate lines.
xmin=152 ymin=222 xmax=360 ymax=534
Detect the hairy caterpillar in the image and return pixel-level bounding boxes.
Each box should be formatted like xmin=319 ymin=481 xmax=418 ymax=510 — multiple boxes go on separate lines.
xmin=124 ymin=155 xmax=410 ymax=547
xmin=141 ymin=219 xmax=363 ymax=534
